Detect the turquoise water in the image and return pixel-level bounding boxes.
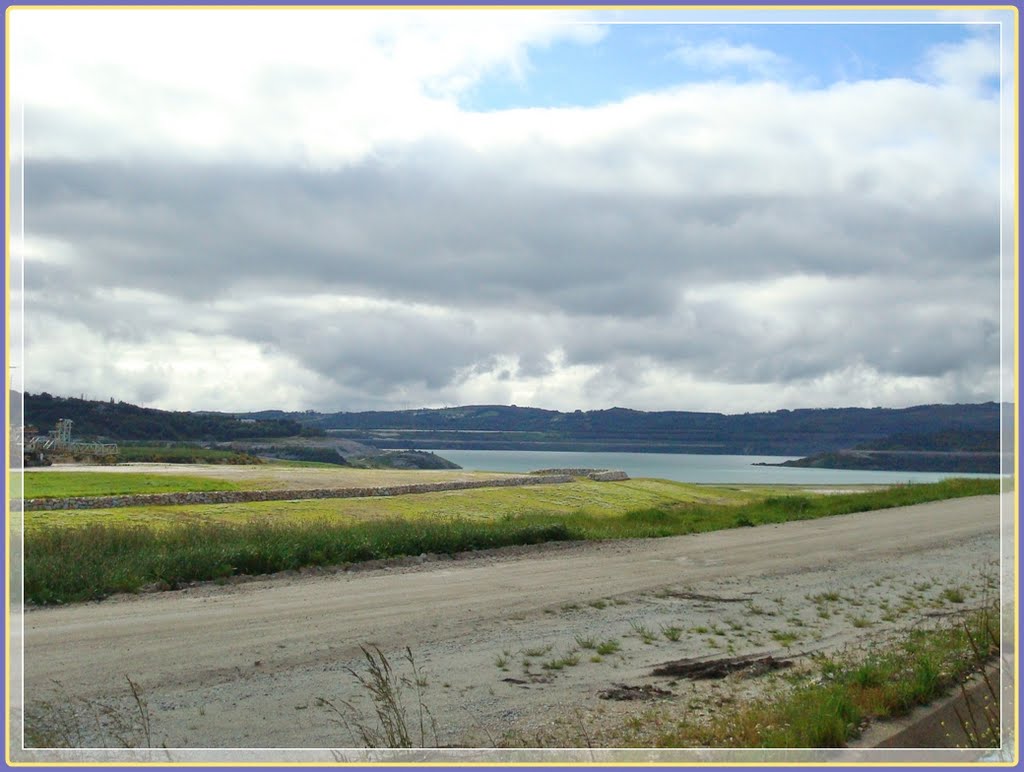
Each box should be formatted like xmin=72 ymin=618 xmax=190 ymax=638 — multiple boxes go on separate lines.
xmin=427 ymin=449 xmax=1001 ymax=485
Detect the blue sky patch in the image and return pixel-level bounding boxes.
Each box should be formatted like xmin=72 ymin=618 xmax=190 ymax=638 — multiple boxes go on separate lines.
xmin=463 ymin=22 xmax=998 ymax=111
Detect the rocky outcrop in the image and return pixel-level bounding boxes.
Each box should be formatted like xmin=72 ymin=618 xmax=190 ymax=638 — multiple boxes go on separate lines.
xmin=24 ymin=474 xmax=574 ymax=511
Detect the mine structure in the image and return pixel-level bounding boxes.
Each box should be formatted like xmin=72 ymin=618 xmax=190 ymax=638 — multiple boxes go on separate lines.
xmin=19 ymin=418 xmax=118 ymax=466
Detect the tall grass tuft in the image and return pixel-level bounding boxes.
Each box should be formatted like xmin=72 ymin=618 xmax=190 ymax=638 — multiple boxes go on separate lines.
xmin=317 ymin=646 xmax=438 ymax=748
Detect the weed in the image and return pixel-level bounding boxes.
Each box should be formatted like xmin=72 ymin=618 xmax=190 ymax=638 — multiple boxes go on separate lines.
xmin=522 ymin=644 xmax=553 ymax=658
xmin=849 ymin=616 xmax=873 ymax=629
xmin=542 ymin=654 xmax=580 ymax=670
xmin=630 ymin=622 xmax=657 ymax=644
xmin=661 ymin=625 xmax=683 ymax=642
xmin=812 ymin=591 xmax=841 ymax=603
xmin=942 ymin=587 xmax=966 ymax=604
xmin=588 ymin=599 xmax=608 ymax=610
xmin=596 ymin=639 xmax=621 ymax=656
xmin=771 ymin=630 xmax=799 ymax=647
xmin=574 ymin=635 xmax=598 ymax=650
xmin=317 ymin=645 xmax=437 ymax=748
xmin=746 ymin=602 xmax=774 ymax=617
xmin=850 ymin=660 xmax=886 ymax=688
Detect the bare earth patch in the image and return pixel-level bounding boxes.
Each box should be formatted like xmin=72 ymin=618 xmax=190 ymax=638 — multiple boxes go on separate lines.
xmin=14 ymin=494 xmax=1005 ymax=764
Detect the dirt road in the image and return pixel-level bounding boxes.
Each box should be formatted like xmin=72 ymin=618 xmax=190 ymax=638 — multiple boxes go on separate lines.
xmin=14 ymin=494 xmax=1005 ymax=763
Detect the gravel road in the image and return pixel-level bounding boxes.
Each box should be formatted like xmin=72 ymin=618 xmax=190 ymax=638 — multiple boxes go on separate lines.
xmin=13 ymin=494 xmax=1005 ymax=764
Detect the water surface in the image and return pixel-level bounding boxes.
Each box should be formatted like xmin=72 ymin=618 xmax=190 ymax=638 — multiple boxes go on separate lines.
xmin=426 ymin=449 xmax=1000 ymax=485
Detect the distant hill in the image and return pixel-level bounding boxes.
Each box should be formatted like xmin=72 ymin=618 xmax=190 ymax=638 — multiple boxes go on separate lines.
xmin=240 ymin=402 xmax=1009 ymax=456
xmin=18 ymin=391 xmax=317 ymax=442
xmin=761 ymin=429 xmax=1005 ymax=473
xmin=853 ymin=429 xmax=1000 ymax=453
xmin=17 ymin=393 xmax=1009 ymax=458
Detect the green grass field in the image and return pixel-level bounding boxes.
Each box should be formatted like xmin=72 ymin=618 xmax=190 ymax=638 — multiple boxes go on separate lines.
xmin=23 ymin=478 xmax=750 ymax=531
xmin=23 ymin=472 xmax=242 ymax=499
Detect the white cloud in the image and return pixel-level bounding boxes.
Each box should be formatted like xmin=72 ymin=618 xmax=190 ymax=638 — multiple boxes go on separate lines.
xmin=10 ymin=8 xmax=604 ymax=165
xmin=921 ymin=32 xmax=1000 ymax=91
xmin=668 ymin=39 xmax=785 ymax=75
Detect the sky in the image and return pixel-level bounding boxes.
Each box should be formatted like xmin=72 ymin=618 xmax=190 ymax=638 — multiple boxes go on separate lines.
xmin=7 ymin=7 xmax=1016 ymax=415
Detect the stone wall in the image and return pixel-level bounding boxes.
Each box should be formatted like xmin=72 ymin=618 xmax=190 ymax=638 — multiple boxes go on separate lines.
xmin=585 ymin=470 xmax=630 ymax=482
xmin=529 ymin=468 xmax=630 ymax=481
xmin=24 ymin=474 xmax=574 ymax=512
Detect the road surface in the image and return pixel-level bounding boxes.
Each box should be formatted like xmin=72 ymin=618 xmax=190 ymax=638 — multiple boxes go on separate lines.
xmin=14 ymin=494 xmax=1005 ymax=761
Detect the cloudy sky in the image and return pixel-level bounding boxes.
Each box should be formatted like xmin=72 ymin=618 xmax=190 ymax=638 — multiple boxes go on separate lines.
xmin=8 ymin=7 xmax=1015 ymax=414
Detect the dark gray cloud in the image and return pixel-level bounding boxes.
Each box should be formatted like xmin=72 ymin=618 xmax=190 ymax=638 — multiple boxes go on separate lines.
xmin=24 ymin=151 xmax=997 ymax=302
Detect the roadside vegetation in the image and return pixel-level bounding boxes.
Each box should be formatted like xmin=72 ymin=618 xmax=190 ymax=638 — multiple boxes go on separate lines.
xmin=23 ymin=478 xmax=998 ymax=605
xmin=634 ymin=601 xmax=1000 ymax=748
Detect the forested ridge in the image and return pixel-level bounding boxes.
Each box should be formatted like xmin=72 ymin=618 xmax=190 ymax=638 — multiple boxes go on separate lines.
xmin=17 ymin=392 xmax=1005 ymax=456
